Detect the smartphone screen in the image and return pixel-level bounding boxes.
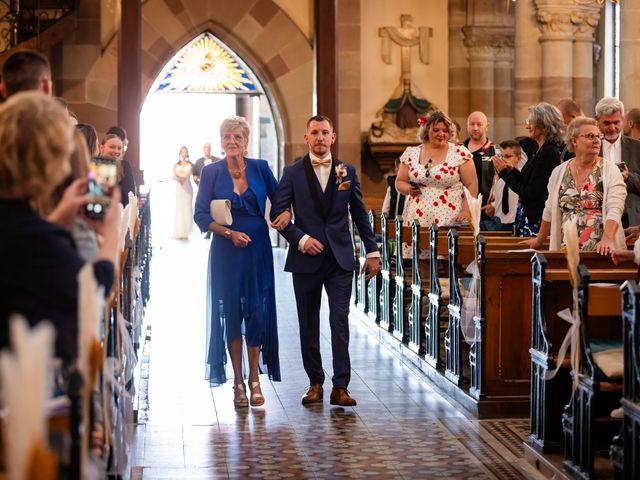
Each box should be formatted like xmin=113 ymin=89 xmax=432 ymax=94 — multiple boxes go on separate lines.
xmin=85 ymin=156 xmax=117 ymax=219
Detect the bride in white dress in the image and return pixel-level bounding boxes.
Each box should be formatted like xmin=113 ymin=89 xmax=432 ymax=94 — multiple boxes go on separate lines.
xmin=172 ymin=146 xmax=194 ymax=239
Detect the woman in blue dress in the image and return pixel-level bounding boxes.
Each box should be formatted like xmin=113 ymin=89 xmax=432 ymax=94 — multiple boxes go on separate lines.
xmin=194 ymin=117 xmax=288 ymax=408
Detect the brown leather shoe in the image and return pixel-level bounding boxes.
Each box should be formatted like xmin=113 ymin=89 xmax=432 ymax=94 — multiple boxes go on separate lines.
xmin=301 ymin=384 xmax=324 ymax=405
xmin=330 ymin=388 xmax=357 ymax=406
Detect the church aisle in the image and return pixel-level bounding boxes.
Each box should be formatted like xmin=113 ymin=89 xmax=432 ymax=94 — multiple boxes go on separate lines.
xmin=131 ymin=201 xmax=545 ymax=479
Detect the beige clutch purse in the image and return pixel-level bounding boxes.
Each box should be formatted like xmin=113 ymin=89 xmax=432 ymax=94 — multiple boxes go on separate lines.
xmin=210 ymin=199 xmax=233 ymax=226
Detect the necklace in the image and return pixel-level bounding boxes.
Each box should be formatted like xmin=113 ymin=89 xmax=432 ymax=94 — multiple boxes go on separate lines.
xmin=228 ymin=159 xmax=246 ymax=179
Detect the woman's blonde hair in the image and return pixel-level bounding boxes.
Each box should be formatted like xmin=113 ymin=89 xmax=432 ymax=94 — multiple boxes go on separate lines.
xmin=418 ymin=111 xmax=453 ymax=144
xmin=0 ymin=91 xmax=73 ymax=201
xmin=565 ymin=116 xmax=599 ymax=153
xmin=37 ymin=129 xmax=91 ymax=215
xmin=220 ymin=116 xmax=251 ymax=140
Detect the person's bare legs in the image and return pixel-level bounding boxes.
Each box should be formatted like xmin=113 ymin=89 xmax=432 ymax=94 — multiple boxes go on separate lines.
xmin=247 ymin=344 xmax=264 ymax=406
xmin=228 ymin=336 xmax=247 ymax=406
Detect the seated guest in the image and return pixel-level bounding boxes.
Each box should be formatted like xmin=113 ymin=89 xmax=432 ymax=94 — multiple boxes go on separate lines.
xmin=480 ymin=140 xmax=523 ymax=232
xmin=105 ymin=125 xmax=136 ymax=205
xmin=0 ymin=92 xmax=120 ymax=361
xmin=523 ymin=117 xmax=626 ymax=253
xmin=494 ymin=102 xmax=563 ymax=237
xmin=381 ymin=157 xmax=405 ymax=219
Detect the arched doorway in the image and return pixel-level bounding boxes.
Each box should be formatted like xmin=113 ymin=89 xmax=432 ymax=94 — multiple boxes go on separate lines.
xmin=140 ymin=32 xmax=280 ymax=184
xmin=140 ymin=32 xmax=281 ymax=241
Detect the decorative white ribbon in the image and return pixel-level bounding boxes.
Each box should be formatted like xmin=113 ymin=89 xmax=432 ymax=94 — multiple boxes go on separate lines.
xmin=463 ymin=186 xmax=482 ymax=237
xmin=0 ymin=317 xmax=54 ymax=480
xmin=544 ymin=299 xmax=581 ymax=391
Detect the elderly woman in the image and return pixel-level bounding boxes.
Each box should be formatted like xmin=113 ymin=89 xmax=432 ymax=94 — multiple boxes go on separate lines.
xmin=494 ymin=102 xmax=563 ymax=236
xmin=396 ymin=111 xmax=478 ymax=227
xmin=194 ymin=116 xmax=289 ymax=408
xmin=524 ymin=117 xmax=626 ymax=253
xmin=0 ymin=92 xmax=120 ymax=361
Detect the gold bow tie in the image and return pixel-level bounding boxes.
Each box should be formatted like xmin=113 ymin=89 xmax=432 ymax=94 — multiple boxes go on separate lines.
xmin=311 ymin=158 xmax=331 ymax=168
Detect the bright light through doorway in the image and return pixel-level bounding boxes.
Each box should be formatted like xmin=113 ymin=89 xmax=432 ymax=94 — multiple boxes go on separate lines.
xmin=140 ymin=92 xmax=236 ymax=183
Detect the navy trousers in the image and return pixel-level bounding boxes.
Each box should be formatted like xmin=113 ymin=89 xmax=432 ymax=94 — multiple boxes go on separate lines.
xmin=292 ymin=248 xmax=353 ymax=389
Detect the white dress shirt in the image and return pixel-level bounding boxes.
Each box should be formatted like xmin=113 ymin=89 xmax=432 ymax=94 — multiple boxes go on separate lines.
xmin=602 ymin=135 xmax=622 ymax=165
xmin=309 ymin=151 xmax=332 ymax=191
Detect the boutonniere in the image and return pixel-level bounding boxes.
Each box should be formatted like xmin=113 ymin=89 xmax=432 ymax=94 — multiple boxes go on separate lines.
xmin=335 ymin=163 xmax=347 ymax=184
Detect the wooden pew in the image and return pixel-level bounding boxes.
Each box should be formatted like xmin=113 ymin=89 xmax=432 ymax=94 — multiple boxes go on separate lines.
xmin=611 ymin=280 xmax=640 ymax=480
xmin=354 ymin=214 xmax=367 ymax=312
xmin=349 ymin=213 xmax=358 ymax=305
xmin=379 ymin=213 xmax=395 ymax=333
xmin=393 ymin=218 xmax=411 ymax=343
xmin=561 ymin=265 xmax=634 ymax=479
xmin=366 ymin=210 xmax=381 ymax=323
xmin=529 ymin=255 xmax=637 ymax=458
xmin=408 ymin=220 xmax=430 ymax=356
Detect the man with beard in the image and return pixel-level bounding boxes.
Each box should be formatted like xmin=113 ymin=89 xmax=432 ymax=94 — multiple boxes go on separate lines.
xmin=463 ymin=111 xmax=495 ymax=212
xmin=596 ymin=96 xmax=640 ymax=227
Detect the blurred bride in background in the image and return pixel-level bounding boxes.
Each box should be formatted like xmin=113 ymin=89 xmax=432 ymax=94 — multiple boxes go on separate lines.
xmin=172 ymin=146 xmax=194 ymax=239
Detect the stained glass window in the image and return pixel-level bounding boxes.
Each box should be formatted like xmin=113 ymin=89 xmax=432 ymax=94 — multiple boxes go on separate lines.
xmin=155 ymin=32 xmax=259 ymax=93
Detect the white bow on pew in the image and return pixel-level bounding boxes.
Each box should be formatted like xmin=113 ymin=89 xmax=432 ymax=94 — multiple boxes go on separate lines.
xmin=545 ymin=218 xmax=581 ymax=391
xmin=0 ymin=317 xmax=57 ymax=480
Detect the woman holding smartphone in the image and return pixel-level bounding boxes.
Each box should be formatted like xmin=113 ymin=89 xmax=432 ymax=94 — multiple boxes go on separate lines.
xmin=0 ymin=91 xmax=121 ymax=360
xmin=396 ymin=110 xmax=478 ymax=228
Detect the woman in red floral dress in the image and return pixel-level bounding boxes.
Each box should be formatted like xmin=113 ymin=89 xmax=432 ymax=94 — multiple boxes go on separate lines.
xmin=396 ymin=111 xmax=478 ymax=227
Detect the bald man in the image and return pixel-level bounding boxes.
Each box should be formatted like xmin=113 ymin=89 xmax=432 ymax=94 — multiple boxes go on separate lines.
xmin=463 ymin=111 xmax=495 ymax=210
xmin=624 ymin=108 xmax=640 ymax=140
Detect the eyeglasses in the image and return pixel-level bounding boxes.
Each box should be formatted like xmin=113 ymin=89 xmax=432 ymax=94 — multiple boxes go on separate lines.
xmin=524 ymin=119 xmax=534 ymax=127
xmin=578 ymin=133 xmax=604 ymax=141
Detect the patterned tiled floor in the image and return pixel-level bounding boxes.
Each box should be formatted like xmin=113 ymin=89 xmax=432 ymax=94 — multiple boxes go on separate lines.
xmin=132 ymin=183 xmax=546 ymax=479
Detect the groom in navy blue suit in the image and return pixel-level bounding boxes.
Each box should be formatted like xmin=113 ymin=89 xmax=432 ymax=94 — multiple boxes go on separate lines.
xmin=271 ymin=115 xmax=380 ymax=406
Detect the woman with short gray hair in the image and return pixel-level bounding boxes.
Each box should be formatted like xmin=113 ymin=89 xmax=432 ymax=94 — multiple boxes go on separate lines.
xmin=493 ymin=102 xmax=563 ymax=236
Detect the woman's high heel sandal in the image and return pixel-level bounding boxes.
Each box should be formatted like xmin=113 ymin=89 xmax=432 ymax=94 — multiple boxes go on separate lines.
xmin=249 ymin=381 xmax=265 ymax=407
xmin=234 ymin=383 xmax=248 ymax=408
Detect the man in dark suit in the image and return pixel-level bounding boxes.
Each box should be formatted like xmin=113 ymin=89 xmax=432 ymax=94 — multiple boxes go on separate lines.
xmin=596 ymin=96 xmax=640 ymax=226
xmin=271 ymin=115 xmax=380 ymax=407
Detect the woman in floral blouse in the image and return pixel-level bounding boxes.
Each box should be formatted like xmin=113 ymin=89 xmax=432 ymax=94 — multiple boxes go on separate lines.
xmin=523 ymin=117 xmax=626 ymax=253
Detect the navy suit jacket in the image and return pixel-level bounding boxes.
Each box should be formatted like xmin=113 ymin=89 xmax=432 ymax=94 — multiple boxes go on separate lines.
xmin=271 ymin=155 xmax=378 ymax=274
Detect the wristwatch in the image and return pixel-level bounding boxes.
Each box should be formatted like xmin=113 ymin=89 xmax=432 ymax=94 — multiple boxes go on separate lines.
xmin=224 ymin=230 xmax=232 ymax=238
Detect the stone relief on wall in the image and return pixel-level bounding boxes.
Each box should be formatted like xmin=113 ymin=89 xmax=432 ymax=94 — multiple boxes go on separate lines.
xmin=369 ymin=14 xmax=434 ymax=145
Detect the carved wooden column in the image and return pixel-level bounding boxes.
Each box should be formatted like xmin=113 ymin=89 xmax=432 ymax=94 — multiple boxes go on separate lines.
xmin=514 ymin=0 xmax=541 ymax=136
xmin=118 ymin=0 xmax=142 ymax=185
xmin=571 ymin=4 xmax=601 ymax=116
xmin=620 ymin=0 xmax=640 ymax=108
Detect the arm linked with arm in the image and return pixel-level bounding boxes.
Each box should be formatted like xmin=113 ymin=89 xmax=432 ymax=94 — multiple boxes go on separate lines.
xmin=270 ymin=167 xmax=306 ymax=247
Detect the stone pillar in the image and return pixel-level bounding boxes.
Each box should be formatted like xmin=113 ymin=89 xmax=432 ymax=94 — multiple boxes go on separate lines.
xmin=463 ymin=27 xmax=514 ymax=137
xmin=448 ymin=0 xmax=469 ymax=130
xmin=571 ymin=4 xmax=601 ymax=116
xmin=494 ymin=46 xmax=514 ymax=141
xmin=514 ymin=0 xmax=541 ymax=136
xmin=535 ymin=0 xmax=575 ymax=105
xmin=620 ymin=0 xmax=640 ymax=109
